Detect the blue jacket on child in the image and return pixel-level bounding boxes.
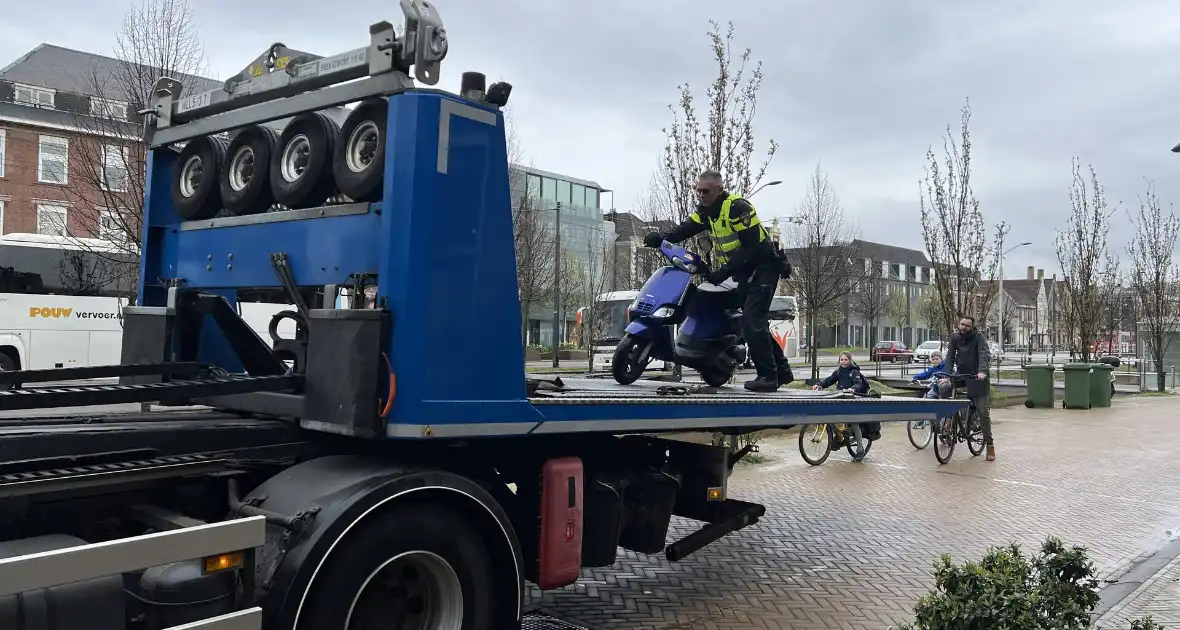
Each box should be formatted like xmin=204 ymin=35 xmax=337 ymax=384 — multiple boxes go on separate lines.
xmin=913 ymin=360 xmax=947 ymax=381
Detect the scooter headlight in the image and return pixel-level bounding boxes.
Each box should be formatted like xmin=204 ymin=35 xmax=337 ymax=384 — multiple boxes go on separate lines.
xmin=671 ymin=256 xmax=696 ymax=273
xmin=651 ymin=306 xmax=676 ymax=318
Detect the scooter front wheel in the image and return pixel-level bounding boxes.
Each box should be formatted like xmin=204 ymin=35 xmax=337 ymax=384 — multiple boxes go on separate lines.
xmin=612 ymin=334 xmax=651 ymax=385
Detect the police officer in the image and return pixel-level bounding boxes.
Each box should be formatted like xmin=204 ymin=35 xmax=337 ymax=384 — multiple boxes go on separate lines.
xmin=644 ymin=170 xmax=793 ymax=392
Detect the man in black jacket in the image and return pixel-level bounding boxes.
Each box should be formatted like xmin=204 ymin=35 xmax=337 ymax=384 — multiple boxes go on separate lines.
xmin=643 ymin=170 xmax=792 ymax=391
xmin=942 ymin=315 xmax=995 ymax=461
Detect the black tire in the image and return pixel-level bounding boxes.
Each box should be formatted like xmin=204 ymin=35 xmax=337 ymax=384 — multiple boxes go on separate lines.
xmin=934 ymin=414 xmax=957 ymax=464
xmin=907 ymin=419 xmax=933 ymax=450
xmin=171 ymin=135 xmax=228 ymax=220
xmin=611 ymin=334 xmax=649 ymax=385
xmin=220 ymin=125 xmax=280 ymax=215
xmin=966 ymin=408 xmax=986 ymax=456
xmin=798 ymin=423 xmax=832 ymax=466
xmin=846 ymin=424 xmax=872 ymax=461
xmin=333 ymin=98 xmax=388 ymax=202
xmin=699 ymin=367 xmax=732 ymax=387
xmin=297 ymin=501 xmax=505 ymax=630
xmin=269 ymin=112 xmax=340 ymax=209
xmin=0 ymin=351 xmax=17 ymax=391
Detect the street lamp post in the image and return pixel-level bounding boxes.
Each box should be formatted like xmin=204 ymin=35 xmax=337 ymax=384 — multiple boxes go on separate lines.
xmin=998 ymin=240 xmax=1032 ymax=354
xmin=749 ymin=180 xmax=782 ymax=198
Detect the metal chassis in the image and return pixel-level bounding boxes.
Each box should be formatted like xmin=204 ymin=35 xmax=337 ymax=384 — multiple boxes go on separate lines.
xmin=0 ymin=516 xmax=267 ymax=630
xmin=142 ymin=0 xmax=446 ymax=147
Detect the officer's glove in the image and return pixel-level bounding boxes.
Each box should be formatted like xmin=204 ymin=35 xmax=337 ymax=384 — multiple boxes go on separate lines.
xmin=706 ymin=268 xmax=732 ymax=285
xmin=643 ymin=232 xmax=663 ymax=248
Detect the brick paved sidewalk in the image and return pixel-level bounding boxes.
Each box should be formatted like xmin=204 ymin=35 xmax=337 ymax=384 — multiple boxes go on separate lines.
xmin=1097 ymin=549 xmax=1180 ymax=628
xmin=527 ymin=394 xmax=1180 ymax=629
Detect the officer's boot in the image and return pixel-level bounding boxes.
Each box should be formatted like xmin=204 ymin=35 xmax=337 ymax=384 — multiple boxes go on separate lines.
xmin=744 ymin=374 xmax=780 ymax=392
xmin=778 ymin=361 xmax=795 ymax=385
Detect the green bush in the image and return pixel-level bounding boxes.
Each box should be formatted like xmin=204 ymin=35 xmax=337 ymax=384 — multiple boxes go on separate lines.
xmin=896 ymin=537 xmax=1162 ymax=629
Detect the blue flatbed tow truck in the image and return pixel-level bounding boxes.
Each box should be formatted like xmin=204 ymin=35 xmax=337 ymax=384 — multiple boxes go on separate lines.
xmin=0 ymin=3 xmax=968 ymax=628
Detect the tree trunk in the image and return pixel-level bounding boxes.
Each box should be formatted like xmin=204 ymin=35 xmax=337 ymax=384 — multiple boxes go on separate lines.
xmin=808 ymin=312 xmax=820 ymax=381
xmin=521 ymin=301 xmax=532 ymax=344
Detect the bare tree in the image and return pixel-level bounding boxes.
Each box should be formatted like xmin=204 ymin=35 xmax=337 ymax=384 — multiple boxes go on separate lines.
xmin=783 ymin=165 xmax=860 ymax=380
xmin=1126 ymin=180 xmax=1180 ymax=392
xmin=919 ymin=100 xmax=996 ymax=338
xmin=58 ymin=251 xmax=118 ymax=296
xmin=850 ymin=265 xmax=890 ymax=346
xmin=917 ymin=289 xmax=942 ymax=339
xmin=1096 ymin=254 xmax=1123 ymax=356
xmin=66 ymin=0 xmax=208 ymax=272
xmin=654 ymin=20 xmax=778 ymax=223
xmin=565 ymin=238 xmax=615 ymax=371
xmin=506 ymin=115 xmax=555 ymax=344
xmin=1054 ymin=158 xmax=1114 ymax=362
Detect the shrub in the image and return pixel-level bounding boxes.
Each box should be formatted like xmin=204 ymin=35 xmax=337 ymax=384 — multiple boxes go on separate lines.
xmin=896 ymin=537 xmax=1163 ymax=629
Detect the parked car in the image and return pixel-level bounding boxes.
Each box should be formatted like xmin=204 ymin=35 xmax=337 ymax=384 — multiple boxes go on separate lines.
xmin=914 ymin=340 xmax=948 ymax=363
xmin=870 ymin=341 xmax=914 ymax=363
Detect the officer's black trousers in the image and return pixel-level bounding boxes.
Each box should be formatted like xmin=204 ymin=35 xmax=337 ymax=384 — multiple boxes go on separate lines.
xmin=739 ymin=265 xmax=786 ymax=380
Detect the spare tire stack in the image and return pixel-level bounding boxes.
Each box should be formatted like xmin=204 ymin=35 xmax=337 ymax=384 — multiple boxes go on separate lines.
xmin=170 ymin=99 xmax=390 ymax=221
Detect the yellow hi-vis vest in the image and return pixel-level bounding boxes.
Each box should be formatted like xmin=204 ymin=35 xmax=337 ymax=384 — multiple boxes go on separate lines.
xmin=689 ymin=193 xmax=767 ymax=265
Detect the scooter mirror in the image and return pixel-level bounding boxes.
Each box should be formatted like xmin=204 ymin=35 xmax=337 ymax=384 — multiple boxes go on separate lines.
xmin=695 ymin=236 xmax=713 ymax=255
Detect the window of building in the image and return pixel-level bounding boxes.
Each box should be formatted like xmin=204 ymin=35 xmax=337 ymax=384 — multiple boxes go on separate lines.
xmin=586 ymin=188 xmax=599 ymax=209
xmin=90 ymin=97 xmax=127 ymax=120
xmin=101 ymin=145 xmax=129 ymax=192
xmin=38 ymin=135 xmax=69 ymax=184
xmin=14 ymin=83 xmax=55 ymax=108
xmin=0 ymin=129 xmax=5 ymax=177
xmin=36 ymin=203 xmax=68 ymax=236
xmin=99 ymin=208 xmax=123 ymax=242
xmin=526 ymin=173 xmax=541 ymax=200
xmin=540 ymin=177 xmax=556 ymax=201
xmin=556 ymin=179 xmax=571 ymax=205
xmin=571 ymin=184 xmax=586 ymax=208
xmin=0 ymin=199 xmax=5 ymax=233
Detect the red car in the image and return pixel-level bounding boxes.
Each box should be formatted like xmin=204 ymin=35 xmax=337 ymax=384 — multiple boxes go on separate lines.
xmin=870 ymin=341 xmax=913 ymax=363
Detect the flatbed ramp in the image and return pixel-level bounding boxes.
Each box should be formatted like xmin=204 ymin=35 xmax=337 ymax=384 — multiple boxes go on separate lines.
xmin=522 ymin=377 xmax=963 ymax=434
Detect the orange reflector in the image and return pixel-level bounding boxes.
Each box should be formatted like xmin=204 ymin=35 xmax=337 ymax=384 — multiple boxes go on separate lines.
xmin=707 ymin=487 xmax=724 ymax=501
xmin=202 ymin=551 xmax=246 ymax=574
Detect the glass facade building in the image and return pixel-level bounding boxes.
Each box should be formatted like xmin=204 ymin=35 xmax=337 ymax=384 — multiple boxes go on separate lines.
xmin=509 ymin=165 xmax=616 ymax=348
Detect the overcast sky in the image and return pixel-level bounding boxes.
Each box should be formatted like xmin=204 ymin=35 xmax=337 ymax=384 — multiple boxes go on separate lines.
xmin=4 ymin=0 xmax=1180 ymax=276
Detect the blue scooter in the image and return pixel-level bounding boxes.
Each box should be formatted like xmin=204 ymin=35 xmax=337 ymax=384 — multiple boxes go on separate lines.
xmin=611 ymin=239 xmax=747 ymax=386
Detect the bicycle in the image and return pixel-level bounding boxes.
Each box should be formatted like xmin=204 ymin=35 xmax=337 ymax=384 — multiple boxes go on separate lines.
xmin=904 ymin=377 xmax=943 ymax=450
xmin=928 ymin=372 xmax=986 ymax=464
xmin=798 ymin=392 xmax=877 ymax=465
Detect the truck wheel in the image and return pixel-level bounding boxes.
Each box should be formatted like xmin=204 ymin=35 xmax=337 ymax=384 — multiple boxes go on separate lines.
xmin=298 ymin=502 xmax=501 ymax=630
xmin=270 ymin=112 xmax=340 ymax=209
xmin=220 ymin=125 xmax=280 ymax=215
xmin=172 ymin=135 xmax=228 ymax=220
xmin=332 ymin=98 xmax=388 ymax=202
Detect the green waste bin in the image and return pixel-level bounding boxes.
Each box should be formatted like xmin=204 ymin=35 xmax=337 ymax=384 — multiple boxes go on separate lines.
xmin=1024 ymin=364 xmax=1056 ymax=408
xmin=1089 ymin=363 xmax=1114 ymax=408
xmin=1062 ymin=363 xmax=1093 ymax=409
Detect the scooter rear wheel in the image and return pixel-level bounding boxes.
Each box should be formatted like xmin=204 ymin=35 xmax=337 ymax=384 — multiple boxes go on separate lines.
xmin=611 ymin=334 xmax=650 ymax=385
xmin=699 ymin=367 xmax=732 ymax=387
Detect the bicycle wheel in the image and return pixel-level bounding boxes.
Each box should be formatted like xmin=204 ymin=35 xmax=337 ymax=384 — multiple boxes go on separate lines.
xmin=799 ymin=423 xmax=833 ymax=466
xmin=907 ymin=419 xmax=933 ymax=450
xmin=966 ymin=408 xmax=986 ymax=456
xmin=933 ymin=413 xmax=958 ymax=464
xmin=845 ymin=424 xmax=872 ymax=462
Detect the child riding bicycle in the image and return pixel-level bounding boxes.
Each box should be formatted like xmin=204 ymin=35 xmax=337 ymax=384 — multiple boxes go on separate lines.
xmin=911 ymin=350 xmax=952 ymax=399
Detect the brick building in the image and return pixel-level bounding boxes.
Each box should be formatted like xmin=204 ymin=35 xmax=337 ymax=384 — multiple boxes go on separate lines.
xmin=0 ymin=44 xmax=218 ymax=241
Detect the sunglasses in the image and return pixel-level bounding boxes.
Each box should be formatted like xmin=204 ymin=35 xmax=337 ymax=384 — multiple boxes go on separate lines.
xmin=695 ymin=187 xmax=716 ymax=194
